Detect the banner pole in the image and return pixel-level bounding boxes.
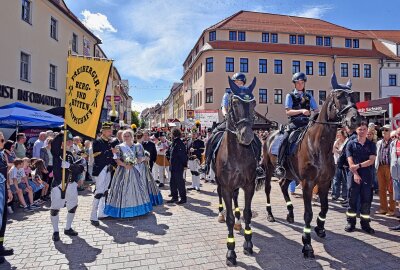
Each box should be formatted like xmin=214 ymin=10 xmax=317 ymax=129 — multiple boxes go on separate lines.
xmin=61 ymin=48 xmax=71 ymax=199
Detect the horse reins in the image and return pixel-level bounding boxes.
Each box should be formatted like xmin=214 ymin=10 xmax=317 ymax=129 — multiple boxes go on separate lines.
xmin=312 ymin=96 xmax=357 ymax=126
xmin=226 ymin=95 xmax=255 ymax=134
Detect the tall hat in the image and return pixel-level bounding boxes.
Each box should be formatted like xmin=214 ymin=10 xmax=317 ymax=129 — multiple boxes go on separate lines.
xmin=101 ymin=121 xmax=113 ymax=131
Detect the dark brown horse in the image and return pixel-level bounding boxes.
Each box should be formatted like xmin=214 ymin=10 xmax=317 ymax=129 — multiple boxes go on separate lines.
xmin=213 ymin=76 xmax=262 ymax=266
xmin=262 ymin=73 xmax=361 ymax=258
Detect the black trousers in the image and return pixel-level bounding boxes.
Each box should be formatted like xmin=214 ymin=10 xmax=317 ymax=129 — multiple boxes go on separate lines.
xmin=0 ymin=182 xmax=8 ymax=243
xmin=170 ymin=169 xmax=186 ymax=201
xmin=278 ymin=117 xmax=309 ymax=165
xmin=347 ymin=172 xmax=373 ymax=227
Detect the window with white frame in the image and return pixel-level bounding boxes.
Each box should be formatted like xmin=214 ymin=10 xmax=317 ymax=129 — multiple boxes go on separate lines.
xmin=21 ymin=0 xmax=31 ymax=24
xmin=20 ymin=52 xmax=30 ymax=82
xmin=50 ymin=17 xmax=58 ymax=40
xmin=72 ymin=33 xmax=78 ymax=53
xmin=49 ymin=64 xmax=57 ymax=90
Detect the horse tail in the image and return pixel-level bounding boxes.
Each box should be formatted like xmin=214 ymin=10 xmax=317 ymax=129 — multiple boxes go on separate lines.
xmin=255 ymin=163 xmax=266 ymax=191
xmin=256 ymin=130 xmax=278 ymax=191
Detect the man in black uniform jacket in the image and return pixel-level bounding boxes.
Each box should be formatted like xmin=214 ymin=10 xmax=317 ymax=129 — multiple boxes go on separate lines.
xmin=90 ymin=122 xmax=116 ymax=226
xmin=167 ymin=128 xmax=188 ymax=204
xmin=50 ymin=130 xmax=84 ymax=241
xmin=187 ymin=132 xmax=205 ymax=162
xmin=142 ymin=130 xmax=157 ymax=171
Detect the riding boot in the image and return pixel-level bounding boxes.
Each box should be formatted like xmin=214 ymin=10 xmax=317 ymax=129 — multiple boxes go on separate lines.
xmin=274 ymin=143 xmax=287 ymax=178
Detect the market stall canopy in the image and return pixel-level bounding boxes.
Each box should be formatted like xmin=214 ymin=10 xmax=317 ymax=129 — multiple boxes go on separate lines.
xmin=0 ymin=102 xmax=64 ymax=128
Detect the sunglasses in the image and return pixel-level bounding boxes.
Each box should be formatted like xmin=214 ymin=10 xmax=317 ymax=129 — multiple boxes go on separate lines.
xmin=0 ymin=139 xmax=4 ymax=143
xmin=383 ymin=129 xmax=390 ymax=132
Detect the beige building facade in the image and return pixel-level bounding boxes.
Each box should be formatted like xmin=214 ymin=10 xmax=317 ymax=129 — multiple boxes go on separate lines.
xmin=0 ymin=0 xmax=132 ymax=126
xmin=181 ymin=11 xmax=386 ymax=124
xmin=0 ymin=0 xmax=101 ymax=111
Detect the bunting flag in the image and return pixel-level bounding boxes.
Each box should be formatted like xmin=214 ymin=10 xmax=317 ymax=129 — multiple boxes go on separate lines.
xmin=64 ymin=55 xmax=112 ymax=138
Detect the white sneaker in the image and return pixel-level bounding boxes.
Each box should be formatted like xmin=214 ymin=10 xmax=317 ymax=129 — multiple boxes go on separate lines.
xmin=7 ymin=206 xmax=13 ymax=214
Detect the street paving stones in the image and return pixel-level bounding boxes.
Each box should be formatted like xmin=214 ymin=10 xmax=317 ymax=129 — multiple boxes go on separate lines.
xmin=2 ymin=177 xmax=400 ymax=269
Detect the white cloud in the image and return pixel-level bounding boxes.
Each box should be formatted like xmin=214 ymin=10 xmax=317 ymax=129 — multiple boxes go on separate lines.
xmin=78 ymin=1 xmax=233 ymax=82
xmin=290 ymin=5 xmax=332 ymax=19
xmin=81 ymin=10 xmax=117 ymax=33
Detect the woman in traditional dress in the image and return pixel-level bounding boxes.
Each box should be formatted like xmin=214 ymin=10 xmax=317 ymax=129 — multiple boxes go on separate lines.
xmin=104 ymin=130 xmax=153 ymax=218
xmin=135 ymin=132 xmax=163 ymax=206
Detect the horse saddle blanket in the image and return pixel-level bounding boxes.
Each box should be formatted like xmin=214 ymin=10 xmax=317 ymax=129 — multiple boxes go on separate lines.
xmin=209 ymin=131 xmax=225 ymax=166
xmin=270 ymin=127 xmax=306 ymax=156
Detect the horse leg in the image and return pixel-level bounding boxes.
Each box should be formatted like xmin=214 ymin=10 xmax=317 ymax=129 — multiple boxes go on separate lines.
xmin=302 ymin=181 xmax=315 ymax=259
xmin=280 ymin=179 xmax=294 ymax=223
xmin=243 ymin=185 xmax=255 ymax=255
xmin=217 ymin=185 xmax=225 ymax=223
xmin=265 ymin=171 xmax=275 ymax=222
xmin=315 ymin=181 xmax=329 ymax=238
xmin=233 ymin=188 xmax=242 ymax=231
xmin=222 ymin=188 xmax=237 ymax=266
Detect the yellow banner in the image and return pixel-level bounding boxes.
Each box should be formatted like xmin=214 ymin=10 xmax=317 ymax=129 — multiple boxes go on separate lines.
xmin=64 ymin=56 xmax=112 ymax=138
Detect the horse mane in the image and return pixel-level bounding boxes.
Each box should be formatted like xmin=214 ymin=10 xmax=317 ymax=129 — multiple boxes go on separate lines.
xmin=315 ymin=92 xmax=334 ymax=123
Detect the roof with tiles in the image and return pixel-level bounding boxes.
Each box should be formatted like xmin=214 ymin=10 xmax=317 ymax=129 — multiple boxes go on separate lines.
xmin=371 ymin=40 xmax=400 ymax=60
xmin=206 ymin=11 xmax=368 ymax=39
xmin=208 ymin=41 xmax=386 ymax=58
xmin=358 ymin=30 xmax=400 ymax=44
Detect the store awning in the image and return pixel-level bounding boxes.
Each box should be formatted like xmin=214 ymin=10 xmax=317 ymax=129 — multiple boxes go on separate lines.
xmin=0 ymin=102 xmax=64 ymax=128
xmin=359 ymin=110 xmax=387 ymax=117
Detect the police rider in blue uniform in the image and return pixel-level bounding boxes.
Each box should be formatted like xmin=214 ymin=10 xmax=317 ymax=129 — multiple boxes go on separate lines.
xmin=275 ymin=72 xmax=319 ymax=178
xmin=202 ymin=72 xmax=265 ymax=180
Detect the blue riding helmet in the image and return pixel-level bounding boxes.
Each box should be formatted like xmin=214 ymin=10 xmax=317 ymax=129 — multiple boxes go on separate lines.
xmin=232 ymin=72 xmax=246 ymax=85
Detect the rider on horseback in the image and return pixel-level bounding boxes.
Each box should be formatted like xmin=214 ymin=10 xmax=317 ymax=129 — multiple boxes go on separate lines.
xmin=274 ymin=72 xmax=319 ymax=178
xmin=201 ymin=72 xmax=265 ymax=180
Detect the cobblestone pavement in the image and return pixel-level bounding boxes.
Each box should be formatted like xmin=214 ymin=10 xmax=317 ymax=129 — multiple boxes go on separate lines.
xmin=2 ymin=176 xmax=400 ymax=270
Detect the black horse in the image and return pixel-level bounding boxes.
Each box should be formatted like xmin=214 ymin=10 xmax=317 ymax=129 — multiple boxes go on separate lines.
xmin=262 ymin=73 xmax=361 ymax=258
xmin=213 ymin=76 xmax=263 ymax=266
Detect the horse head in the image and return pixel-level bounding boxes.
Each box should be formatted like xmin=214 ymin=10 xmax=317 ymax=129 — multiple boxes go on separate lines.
xmin=329 ymin=73 xmax=361 ymax=129
xmin=227 ymin=76 xmax=257 ymax=145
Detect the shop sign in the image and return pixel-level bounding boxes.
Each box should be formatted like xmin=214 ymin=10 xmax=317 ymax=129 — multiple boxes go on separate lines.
xmin=0 ymin=83 xmax=61 ymax=107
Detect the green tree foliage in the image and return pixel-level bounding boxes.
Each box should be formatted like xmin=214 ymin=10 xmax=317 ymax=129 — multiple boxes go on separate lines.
xmin=131 ymin=111 xmax=140 ymax=127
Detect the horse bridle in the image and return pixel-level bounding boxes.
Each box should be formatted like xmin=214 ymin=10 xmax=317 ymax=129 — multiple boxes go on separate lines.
xmin=312 ymin=91 xmax=357 ymax=126
xmin=226 ymin=95 xmax=255 ymax=134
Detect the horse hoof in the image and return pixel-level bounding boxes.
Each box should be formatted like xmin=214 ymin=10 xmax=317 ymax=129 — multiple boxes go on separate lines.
xmin=218 ymin=214 xmax=225 ymax=223
xmin=244 ymin=248 xmax=253 ymax=256
xmin=314 ymin=226 xmax=326 ymax=238
xmin=267 ymin=215 xmax=275 ymax=222
xmin=286 ymin=214 xmax=294 ymax=224
xmin=243 ymin=241 xmax=254 ymax=255
xmin=226 ymin=258 xmax=237 ymax=266
xmin=234 ymin=223 xmax=242 ymax=231
xmin=226 ymin=250 xmax=237 ymax=266
xmin=302 ymin=245 xmax=315 ymax=259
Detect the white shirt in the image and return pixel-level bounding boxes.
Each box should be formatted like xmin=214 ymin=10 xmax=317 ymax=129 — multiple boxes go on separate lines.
xmin=9 ymin=166 xmax=25 ymax=185
xmin=156 ymin=140 xmax=170 ymax=156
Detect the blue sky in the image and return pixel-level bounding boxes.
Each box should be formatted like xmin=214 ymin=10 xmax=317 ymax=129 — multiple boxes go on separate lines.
xmin=64 ymin=0 xmax=398 ymax=112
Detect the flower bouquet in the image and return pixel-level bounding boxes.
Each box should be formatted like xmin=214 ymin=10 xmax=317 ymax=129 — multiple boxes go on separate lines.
xmin=122 ymin=152 xmax=137 ymax=166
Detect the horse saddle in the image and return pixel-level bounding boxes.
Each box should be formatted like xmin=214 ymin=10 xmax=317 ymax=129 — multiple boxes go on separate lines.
xmin=270 ymin=127 xmax=307 ymax=156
